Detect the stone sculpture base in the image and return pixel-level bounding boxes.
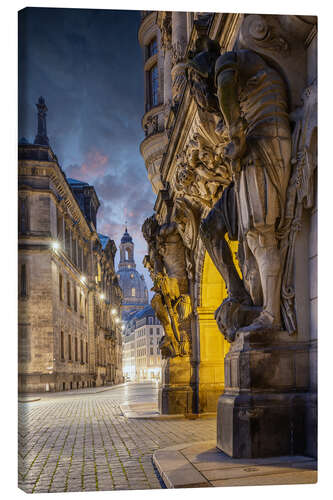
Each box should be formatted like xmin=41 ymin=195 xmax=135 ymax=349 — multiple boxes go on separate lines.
xmin=159 ymin=355 xmax=194 ymax=415
xmin=217 ymin=329 xmax=312 ymax=458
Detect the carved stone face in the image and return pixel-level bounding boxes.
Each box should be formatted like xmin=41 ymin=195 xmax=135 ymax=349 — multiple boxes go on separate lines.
xmin=177 ymin=166 xmax=194 ymax=187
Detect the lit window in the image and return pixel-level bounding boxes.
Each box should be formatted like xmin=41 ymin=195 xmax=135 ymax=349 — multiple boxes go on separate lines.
xmin=132 ymin=288 xmax=136 ymax=297
xmin=149 ymin=64 xmax=158 ymax=108
xmin=147 ymin=37 xmax=157 ymax=58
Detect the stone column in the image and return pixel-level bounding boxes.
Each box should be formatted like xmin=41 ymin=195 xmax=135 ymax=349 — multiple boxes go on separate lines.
xmin=171 ymin=11 xmax=187 ymax=108
xmin=163 ymin=48 xmax=172 ymax=107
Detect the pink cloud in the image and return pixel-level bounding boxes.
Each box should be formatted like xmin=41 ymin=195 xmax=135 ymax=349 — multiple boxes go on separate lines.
xmin=66 ymin=149 xmax=109 ymax=182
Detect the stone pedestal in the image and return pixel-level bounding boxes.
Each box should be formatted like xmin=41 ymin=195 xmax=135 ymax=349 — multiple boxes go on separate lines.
xmin=159 ymin=355 xmax=194 ymax=414
xmin=217 ymin=329 xmax=312 ymax=458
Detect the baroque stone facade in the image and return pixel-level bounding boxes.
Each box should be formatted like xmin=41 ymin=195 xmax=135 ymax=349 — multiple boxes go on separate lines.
xmin=18 ymin=98 xmax=123 ymax=392
xmin=139 ymin=13 xmax=317 ymax=458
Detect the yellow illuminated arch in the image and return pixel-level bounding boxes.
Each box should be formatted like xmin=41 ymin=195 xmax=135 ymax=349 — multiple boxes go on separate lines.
xmin=196 ymin=239 xmax=238 ymax=412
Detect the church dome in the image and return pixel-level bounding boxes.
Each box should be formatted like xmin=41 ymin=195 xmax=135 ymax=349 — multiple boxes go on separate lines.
xmin=117 ymin=228 xmax=149 ymax=320
xmin=117 ymin=268 xmax=148 ymax=304
xmin=121 ymin=228 xmax=133 ymax=244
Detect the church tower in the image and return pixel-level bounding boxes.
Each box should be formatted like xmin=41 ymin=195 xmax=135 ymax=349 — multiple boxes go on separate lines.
xmin=117 ymin=228 xmax=148 ymax=320
xmin=118 ymin=228 xmax=136 ymax=270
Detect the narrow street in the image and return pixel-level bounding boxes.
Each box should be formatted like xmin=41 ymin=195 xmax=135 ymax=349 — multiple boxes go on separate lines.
xmin=18 ymin=383 xmax=216 ymax=493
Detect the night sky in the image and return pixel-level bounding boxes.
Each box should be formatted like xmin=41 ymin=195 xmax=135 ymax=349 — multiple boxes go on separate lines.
xmin=18 ymin=7 xmax=155 ymax=292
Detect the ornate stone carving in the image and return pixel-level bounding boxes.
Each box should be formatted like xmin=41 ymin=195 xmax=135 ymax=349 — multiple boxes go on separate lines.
xmin=171 ymin=39 xmax=186 ymax=66
xmin=144 ymin=114 xmax=160 ymax=137
xmin=239 ymin=15 xmax=290 ymax=55
xmin=186 ymin=37 xmax=298 ymax=341
xmin=142 ymin=215 xmax=192 ymax=358
xmin=280 ymin=80 xmax=317 ymax=332
xmin=175 ymin=133 xmax=231 ymax=209
xmin=159 ymin=11 xmax=172 ymax=52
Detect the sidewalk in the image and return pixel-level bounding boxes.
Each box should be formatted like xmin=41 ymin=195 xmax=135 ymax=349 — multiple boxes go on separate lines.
xmin=153 ymin=440 xmax=317 ymax=488
xmin=18 ymin=382 xmax=128 ymax=402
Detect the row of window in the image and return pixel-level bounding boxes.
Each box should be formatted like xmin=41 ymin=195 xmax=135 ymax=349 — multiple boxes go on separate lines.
xmin=18 ymin=200 xmax=88 ymax=275
xmin=57 ymin=210 xmax=88 ymax=272
xmin=59 ymin=272 xmax=87 ymax=317
xmin=60 ymin=331 xmax=88 ymax=363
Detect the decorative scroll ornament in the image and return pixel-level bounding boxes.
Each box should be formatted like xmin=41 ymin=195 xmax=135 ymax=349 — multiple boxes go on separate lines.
xmin=240 ymin=14 xmax=290 ymax=55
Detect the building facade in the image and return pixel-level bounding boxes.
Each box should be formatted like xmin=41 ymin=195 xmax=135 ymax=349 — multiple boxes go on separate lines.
xmin=122 ymin=305 xmax=163 ymax=382
xmin=18 ymin=97 xmax=123 ymax=393
xmin=117 ymin=228 xmax=149 ymax=320
xmin=139 ymin=12 xmax=317 ymax=458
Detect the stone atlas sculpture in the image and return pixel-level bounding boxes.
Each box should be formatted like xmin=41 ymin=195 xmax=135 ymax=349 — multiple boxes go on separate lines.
xmin=142 ymin=13 xmax=317 ymax=458
xmin=185 ymin=35 xmax=297 ymax=342
xmin=142 ymin=215 xmax=192 ymax=359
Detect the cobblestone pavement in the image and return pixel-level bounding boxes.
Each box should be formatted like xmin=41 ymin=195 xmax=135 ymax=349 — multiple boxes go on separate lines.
xmin=18 ymin=383 xmax=216 ymax=493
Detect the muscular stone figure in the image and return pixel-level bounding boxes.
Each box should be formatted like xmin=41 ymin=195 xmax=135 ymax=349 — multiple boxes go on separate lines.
xmin=142 ymin=216 xmax=191 ymax=357
xmin=213 ymin=49 xmax=291 ymax=331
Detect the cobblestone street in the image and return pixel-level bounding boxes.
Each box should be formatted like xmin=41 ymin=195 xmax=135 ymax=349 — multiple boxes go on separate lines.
xmin=18 ymin=383 xmax=216 ymax=493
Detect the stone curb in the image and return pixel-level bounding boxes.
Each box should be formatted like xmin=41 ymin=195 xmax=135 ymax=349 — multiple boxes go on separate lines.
xmin=120 ymin=405 xmax=216 ymax=420
xmin=153 ymin=448 xmax=210 ymax=488
xmin=152 ymin=441 xmax=317 ymax=489
xmin=18 ymin=397 xmax=41 ymax=403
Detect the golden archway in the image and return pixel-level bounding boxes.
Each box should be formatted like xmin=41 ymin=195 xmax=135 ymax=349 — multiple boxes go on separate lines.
xmin=196 ymin=240 xmax=238 ymax=413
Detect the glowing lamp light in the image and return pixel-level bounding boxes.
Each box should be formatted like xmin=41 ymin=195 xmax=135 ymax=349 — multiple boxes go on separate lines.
xmin=80 ymin=275 xmax=86 ymax=283
xmin=111 ymin=309 xmax=117 ymax=315
xmin=100 ymin=293 xmax=105 ymax=300
xmin=115 ymin=318 xmax=120 ymax=323
xmin=121 ymin=325 xmax=125 ymax=331
xmin=52 ymin=241 xmax=60 ymax=251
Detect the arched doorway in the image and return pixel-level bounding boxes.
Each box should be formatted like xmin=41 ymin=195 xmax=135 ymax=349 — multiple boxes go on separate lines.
xmin=196 ymin=239 xmax=238 ymax=413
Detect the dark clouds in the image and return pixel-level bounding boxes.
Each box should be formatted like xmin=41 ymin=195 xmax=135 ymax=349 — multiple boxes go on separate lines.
xmin=18 ymin=7 xmax=155 ymax=292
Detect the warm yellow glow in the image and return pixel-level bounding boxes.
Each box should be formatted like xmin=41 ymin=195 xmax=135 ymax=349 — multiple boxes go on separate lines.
xmin=100 ymin=293 xmax=105 ymax=300
xmin=111 ymin=308 xmax=117 ymax=315
xmin=52 ymin=241 xmax=60 ymax=250
xmin=196 ymin=242 xmax=239 ymax=410
xmin=115 ymin=318 xmax=120 ymax=323
xmin=80 ymin=276 xmax=86 ymax=283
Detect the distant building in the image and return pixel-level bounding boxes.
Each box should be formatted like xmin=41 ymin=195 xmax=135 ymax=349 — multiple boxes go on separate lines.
xmin=116 ymin=228 xmax=149 ymax=320
xmin=18 ymin=97 xmax=123 ymax=392
xmin=122 ymin=305 xmax=163 ymax=382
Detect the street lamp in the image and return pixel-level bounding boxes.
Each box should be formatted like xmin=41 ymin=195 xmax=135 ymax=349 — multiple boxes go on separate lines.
xmin=100 ymin=293 xmax=105 ymax=300
xmin=111 ymin=308 xmax=117 ymax=315
xmin=51 ymin=240 xmax=60 ymax=251
xmin=80 ymin=275 xmax=86 ymax=283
